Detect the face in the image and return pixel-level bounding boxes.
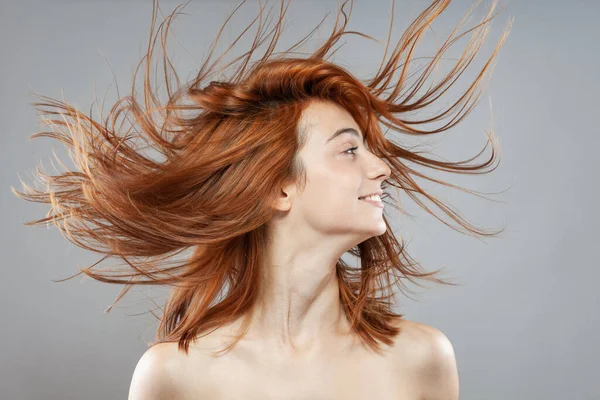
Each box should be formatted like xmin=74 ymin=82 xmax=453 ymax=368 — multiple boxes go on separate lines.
xmin=277 ymin=100 xmax=391 ymax=248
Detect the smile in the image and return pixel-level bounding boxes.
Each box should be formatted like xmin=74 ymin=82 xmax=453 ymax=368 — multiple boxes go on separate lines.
xmin=359 ymin=197 xmax=384 ymax=209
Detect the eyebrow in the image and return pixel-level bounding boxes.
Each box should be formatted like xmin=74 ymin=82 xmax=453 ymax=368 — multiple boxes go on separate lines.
xmin=325 ymin=127 xmax=366 ymax=144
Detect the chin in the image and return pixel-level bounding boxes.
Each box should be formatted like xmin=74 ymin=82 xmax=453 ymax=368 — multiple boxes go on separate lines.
xmin=372 ymin=223 xmax=388 ymax=237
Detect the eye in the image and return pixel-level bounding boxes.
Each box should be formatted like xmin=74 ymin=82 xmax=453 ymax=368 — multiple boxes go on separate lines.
xmin=344 ymin=146 xmax=359 ymax=155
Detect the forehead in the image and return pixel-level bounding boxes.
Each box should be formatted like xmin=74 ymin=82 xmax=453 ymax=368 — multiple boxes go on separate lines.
xmin=299 ymin=100 xmax=362 ymax=142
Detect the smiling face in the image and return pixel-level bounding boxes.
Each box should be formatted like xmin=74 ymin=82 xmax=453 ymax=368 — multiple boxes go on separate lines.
xmin=276 ymin=99 xmax=391 ymax=247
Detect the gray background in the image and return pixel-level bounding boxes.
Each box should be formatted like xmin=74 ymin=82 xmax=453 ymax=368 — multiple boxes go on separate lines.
xmin=2 ymin=0 xmax=598 ymax=399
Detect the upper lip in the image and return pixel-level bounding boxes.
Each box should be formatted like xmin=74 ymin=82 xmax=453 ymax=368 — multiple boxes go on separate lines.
xmin=359 ymin=190 xmax=383 ymax=199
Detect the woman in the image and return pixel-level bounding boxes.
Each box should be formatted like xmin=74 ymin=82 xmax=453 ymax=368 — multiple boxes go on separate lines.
xmin=12 ymin=0 xmax=511 ymax=398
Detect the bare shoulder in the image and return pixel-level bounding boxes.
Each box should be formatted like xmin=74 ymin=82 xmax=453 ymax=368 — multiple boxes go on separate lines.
xmin=389 ymin=318 xmax=460 ymax=400
xmin=128 ymin=342 xmax=192 ymax=400
xmin=390 ymin=318 xmax=455 ymax=355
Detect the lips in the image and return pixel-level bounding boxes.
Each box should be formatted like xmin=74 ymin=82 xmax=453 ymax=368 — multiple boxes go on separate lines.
xmin=359 ymin=196 xmax=384 ymax=209
xmin=358 ymin=189 xmax=383 ymax=199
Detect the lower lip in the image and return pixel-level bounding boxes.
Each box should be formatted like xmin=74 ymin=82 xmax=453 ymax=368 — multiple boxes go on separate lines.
xmin=359 ymin=198 xmax=384 ymax=209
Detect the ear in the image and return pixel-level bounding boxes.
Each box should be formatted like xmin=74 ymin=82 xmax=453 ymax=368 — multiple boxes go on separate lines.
xmin=272 ymin=181 xmax=294 ymax=212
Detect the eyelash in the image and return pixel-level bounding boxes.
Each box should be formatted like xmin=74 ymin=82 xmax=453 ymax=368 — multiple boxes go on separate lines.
xmin=344 ymin=146 xmax=359 ymax=155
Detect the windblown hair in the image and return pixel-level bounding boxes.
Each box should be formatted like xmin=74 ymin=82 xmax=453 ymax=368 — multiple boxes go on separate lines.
xmin=12 ymin=0 xmax=511 ymax=355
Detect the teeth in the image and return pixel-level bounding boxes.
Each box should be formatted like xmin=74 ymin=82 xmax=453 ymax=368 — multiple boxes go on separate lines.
xmin=361 ymin=194 xmax=382 ymax=202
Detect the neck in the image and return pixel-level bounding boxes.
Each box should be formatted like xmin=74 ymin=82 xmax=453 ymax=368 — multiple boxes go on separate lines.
xmin=242 ymin=237 xmax=355 ymax=357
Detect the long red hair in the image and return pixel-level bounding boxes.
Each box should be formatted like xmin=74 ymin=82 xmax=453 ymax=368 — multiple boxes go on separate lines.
xmin=12 ymin=0 xmax=512 ymax=355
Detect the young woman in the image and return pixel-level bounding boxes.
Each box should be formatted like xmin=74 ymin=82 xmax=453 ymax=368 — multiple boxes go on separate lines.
xmin=12 ymin=0 xmax=511 ymax=398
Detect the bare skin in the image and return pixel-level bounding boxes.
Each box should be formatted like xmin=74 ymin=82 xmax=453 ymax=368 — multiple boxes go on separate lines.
xmin=129 ymin=100 xmax=459 ymax=399
xmin=152 ymin=317 xmax=455 ymax=400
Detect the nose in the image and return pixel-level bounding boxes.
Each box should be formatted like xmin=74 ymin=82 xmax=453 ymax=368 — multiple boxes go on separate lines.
xmin=366 ymin=153 xmax=391 ymax=182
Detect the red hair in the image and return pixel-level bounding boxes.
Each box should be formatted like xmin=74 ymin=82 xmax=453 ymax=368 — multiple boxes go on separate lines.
xmin=12 ymin=0 xmax=512 ymax=355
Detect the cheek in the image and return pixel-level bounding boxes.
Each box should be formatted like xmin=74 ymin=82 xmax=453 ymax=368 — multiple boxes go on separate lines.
xmin=299 ymin=160 xmax=361 ymax=215
xmin=303 ymin=176 xmax=360 ymax=215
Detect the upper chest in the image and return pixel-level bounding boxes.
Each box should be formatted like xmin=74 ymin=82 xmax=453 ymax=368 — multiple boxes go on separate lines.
xmin=176 ymin=335 xmax=422 ymax=400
